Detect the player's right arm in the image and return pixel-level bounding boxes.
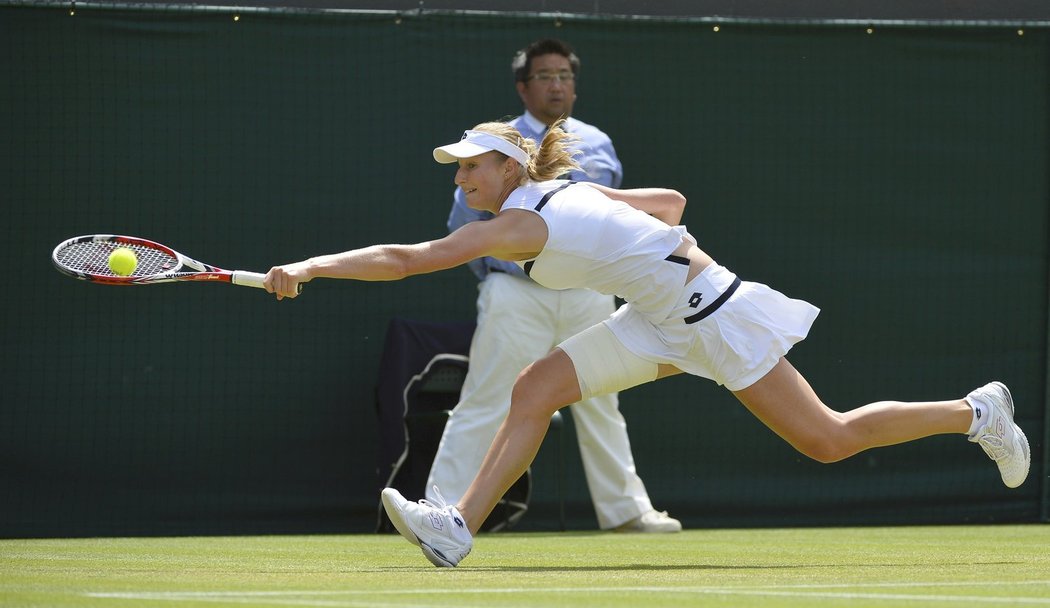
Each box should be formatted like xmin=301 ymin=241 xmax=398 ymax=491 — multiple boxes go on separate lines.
xmin=264 ymin=210 xmax=546 ymax=299
xmin=448 ymin=187 xmax=497 ymax=280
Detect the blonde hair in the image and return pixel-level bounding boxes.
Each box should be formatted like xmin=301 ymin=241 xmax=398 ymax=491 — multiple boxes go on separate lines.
xmin=471 ymin=119 xmax=580 ymax=184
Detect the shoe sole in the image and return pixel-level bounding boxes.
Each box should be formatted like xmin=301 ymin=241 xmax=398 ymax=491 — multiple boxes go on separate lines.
xmin=990 ymin=382 xmax=1030 ymax=488
xmin=419 ymin=543 xmax=456 ymax=568
xmin=1008 ymin=426 xmax=1031 ymax=488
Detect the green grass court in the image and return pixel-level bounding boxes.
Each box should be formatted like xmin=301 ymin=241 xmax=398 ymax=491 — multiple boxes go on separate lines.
xmin=3 ymin=526 xmax=1048 ymax=607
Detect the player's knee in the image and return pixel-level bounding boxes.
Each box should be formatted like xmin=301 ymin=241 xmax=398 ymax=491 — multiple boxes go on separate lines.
xmin=790 ymin=419 xmax=856 ymax=464
xmin=795 ymin=434 xmax=856 ymax=464
xmin=509 ymin=363 xmax=568 ymax=420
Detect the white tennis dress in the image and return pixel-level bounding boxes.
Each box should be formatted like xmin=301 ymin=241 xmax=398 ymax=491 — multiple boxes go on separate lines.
xmin=503 ymin=180 xmax=820 ymax=391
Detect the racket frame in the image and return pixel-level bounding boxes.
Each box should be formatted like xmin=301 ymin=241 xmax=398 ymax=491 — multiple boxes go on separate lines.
xmin=52 ymin=234 xmax=266 ymax=288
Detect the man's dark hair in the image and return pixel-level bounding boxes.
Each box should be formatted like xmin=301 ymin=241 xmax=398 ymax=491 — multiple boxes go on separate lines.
xmin=512 ymin=39 xmax=581 ymax=82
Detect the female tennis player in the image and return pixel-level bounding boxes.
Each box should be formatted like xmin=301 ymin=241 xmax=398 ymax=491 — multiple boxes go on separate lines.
xmin=263 ymin=121 xmax=1030 ymax=568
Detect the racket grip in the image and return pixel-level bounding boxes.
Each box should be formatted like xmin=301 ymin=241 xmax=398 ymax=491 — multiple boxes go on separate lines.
xmin=232 ymin=271 xmax=266 ymax=289
xmin=232 ymin=271 xmax=304 ymax=294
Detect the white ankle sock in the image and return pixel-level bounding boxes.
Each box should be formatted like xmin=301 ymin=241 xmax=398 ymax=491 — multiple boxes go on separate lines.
xmin=966 ymin=395 xmax=990 ymax=436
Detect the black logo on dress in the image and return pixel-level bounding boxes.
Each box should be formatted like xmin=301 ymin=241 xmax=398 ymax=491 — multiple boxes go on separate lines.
xmin=688 ymin=292 xmax=704 ymax=308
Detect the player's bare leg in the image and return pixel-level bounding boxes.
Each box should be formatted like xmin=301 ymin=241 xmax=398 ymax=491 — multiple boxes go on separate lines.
xmin=456 ymin=348 xmax=582 ymax=534
xmin=734 ymin=357 xmax=976 ymax=462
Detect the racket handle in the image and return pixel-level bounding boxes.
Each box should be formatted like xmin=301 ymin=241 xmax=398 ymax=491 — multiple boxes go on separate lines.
xmin=232 ymin=271 xmax=266 ymax=289
xmin=232 ymin=271 xmax=304 ymax=294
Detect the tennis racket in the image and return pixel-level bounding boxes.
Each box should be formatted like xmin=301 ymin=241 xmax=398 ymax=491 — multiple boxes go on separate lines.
xmin=52 ymin=234 xmax=297 ymax=292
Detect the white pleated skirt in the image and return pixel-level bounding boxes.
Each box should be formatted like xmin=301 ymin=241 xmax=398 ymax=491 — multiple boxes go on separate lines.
xmin=605 ymin=263 xmax=820 ymax=391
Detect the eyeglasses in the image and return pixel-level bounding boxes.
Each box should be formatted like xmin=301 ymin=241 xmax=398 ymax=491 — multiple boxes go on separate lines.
xmin=526 ymin=70 xmax=575 ymax=84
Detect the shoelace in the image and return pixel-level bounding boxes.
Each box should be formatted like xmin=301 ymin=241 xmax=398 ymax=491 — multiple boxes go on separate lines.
xmin=418 ymin=485 xmax=450 ymax=512
xmin=977 ymin=432 xmax=1009 ymax=461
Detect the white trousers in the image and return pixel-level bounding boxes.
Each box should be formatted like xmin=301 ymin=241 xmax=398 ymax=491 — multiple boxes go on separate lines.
xmin=426 ymin=272 xmax=655 ymax=529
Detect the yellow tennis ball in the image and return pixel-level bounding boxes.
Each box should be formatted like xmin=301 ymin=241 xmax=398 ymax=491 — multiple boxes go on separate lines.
xmin=108 ymin=247 xmax=138 ymax=276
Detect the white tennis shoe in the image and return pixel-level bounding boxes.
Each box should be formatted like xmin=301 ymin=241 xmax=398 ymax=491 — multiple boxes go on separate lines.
xmin=614 ymin=510 xmax=683 ymax=533
xmin=966 ymin=381 xmax=1030 ymax=489
xmin=381 ymin=486 xmax=472 ymax=568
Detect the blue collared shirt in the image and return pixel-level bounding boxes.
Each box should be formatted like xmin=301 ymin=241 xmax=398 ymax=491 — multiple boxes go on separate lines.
xmin=446 ymin=111 xmax=623 ymax=280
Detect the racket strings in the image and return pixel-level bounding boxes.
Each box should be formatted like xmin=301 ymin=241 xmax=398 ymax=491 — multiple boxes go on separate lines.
xmin=57 ymin=241 xmax=177 ymax=278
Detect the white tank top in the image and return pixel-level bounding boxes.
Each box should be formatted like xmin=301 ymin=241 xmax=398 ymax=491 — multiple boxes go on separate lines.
xmin=502 ymin=180 xmax=692 ymax=322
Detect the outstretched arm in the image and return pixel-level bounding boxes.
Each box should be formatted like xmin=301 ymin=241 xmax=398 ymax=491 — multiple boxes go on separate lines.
xmin=586 ymin=184 xmax=687 ymax=226
xmin=263 ymin=209 xmax=547 ymax=299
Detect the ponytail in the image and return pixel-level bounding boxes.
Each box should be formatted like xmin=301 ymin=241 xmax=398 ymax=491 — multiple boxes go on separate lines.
xmin=471 ymin=119 xmax=580 ymax=184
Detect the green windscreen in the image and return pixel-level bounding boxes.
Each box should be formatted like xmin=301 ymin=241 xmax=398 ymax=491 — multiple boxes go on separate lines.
xmin=2 ymin=4 xmax=1046 ymax=536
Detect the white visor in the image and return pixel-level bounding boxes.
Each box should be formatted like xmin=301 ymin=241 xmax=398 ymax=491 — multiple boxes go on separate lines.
xmin=433 ymin=130 xmax=530 ymax=167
